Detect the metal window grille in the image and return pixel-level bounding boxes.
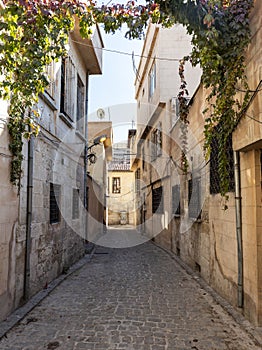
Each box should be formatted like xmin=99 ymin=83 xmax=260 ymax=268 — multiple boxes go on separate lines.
xmin=172 ymin=184 xmax=180 ymax=216
xmin=50 ymin=183 xmax=61 ymax=224
xmin=152 ymin=186 xmax=164 ymax=214
xmin=210 ymin=127 xmax=235 ymax=194
xmin=188 ymin=177 xmax=201 ymax=219
xmin=112 ymin=177 xmax=121 ymax=194
xmin=72 ymin=188 xmax=79 ymax=219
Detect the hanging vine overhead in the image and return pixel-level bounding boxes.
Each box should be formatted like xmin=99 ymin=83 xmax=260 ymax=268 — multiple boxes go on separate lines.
xmin=0 ymin=0 xmax=254 ymax=195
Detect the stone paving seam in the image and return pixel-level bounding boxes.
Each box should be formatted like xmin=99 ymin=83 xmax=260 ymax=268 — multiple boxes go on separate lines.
xmin=0 ymin=245 xmax=97 ymax=341
xmin=151 ymin=240 xmax=262 ymax=347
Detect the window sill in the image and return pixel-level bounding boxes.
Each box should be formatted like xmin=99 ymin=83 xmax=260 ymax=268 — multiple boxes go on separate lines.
xmin=40 ymin=92 xmax=58 ymax=111
xmin=173 ymin=214 xmax=180 ymax=219
xmin=75 ymin=130 xmax=86 ymax=142
xmin=50 ymin=221 xmax=61 ymax=226
xmin=59 ymin=113 xmax=74 ymax=128
xmin=189 ymin=217 xmax=202 ymax=223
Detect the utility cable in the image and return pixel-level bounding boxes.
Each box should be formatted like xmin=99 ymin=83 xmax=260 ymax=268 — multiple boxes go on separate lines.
xmin=70 ymin=39 xmax=181 ymax=62
xmin=246 ymin=112 xmax=262 ymax=124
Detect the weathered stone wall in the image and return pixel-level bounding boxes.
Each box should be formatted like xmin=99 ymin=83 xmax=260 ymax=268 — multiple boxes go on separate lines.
xmin=135 ymin=1 xmax=262 ymax=326
xmin=0 ymin=100 xmax=19 ymax=321
xmin=168 ymin=1 xmax=262 ymax=325
xmin=15 ymin=126 xmax=86 ymax=304
xmin=0 ymin=24 xmax=105 ymax=321
xmin=87 ymin=175 xmax=104 ymax=243
xmin=232 ymin=0 xmax=262 ymax=324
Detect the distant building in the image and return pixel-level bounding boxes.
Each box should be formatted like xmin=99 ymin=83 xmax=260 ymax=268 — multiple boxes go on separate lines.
xmin=107 ymin=141 xmax=136 ymax=226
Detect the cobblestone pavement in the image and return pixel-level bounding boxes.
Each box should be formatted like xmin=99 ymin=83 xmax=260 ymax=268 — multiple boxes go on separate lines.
xmin=0 ymin=238 xmax=261 ymax=350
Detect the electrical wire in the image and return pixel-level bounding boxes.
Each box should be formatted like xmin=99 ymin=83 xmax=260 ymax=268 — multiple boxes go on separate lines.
xmin=235 ymin=86 xmax=262 ymax=93
xmin=70 ymin=39 xmax=181 ymax=62
xmin=246 ymin=113 xmax=262 ymax=124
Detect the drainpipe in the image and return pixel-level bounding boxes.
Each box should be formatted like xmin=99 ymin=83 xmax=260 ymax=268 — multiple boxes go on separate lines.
xmin=24 ymin=127 xmax=34 ymax=300
xmin=234 ymin=150 xmax=243 ymax=308
xmin=83 ymin=71 xmax=89 ymax=241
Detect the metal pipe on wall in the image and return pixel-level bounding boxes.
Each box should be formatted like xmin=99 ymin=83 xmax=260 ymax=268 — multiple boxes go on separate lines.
xmin=24 ymin=128 xmax=34 ymax=300
xmin=234 ymin=150 xmax=243 ymax=308
xmin=83 ymin=71 xmax=90 ymax=240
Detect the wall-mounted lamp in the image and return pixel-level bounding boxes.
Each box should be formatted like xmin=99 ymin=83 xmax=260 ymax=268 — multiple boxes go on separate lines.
xmin=88 ymin=134 xmax=107 ymax=151
xmin=93 ymin=134 xmax=107 ymax=146
xmin=86 ymin=134 xmax=107 ymax=164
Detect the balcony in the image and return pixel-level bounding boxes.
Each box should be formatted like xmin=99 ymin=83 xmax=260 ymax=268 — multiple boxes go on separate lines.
xmin=71 ymin=21 xmax=104 ymax=75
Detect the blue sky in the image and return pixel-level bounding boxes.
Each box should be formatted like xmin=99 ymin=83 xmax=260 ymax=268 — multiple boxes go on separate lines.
xmin=89 ymin=26 xmax=144 ymax=143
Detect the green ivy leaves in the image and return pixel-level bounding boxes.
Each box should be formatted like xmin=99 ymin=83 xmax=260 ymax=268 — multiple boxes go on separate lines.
xmin=172 ymin=0 xmax=253 ymax=197
xmin=0 ymin=0 xmax=254 ymax=196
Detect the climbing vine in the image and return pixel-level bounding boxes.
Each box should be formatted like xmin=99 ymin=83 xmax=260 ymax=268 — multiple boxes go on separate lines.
xmin=163 ymin=0 xmax=254 ymax=196
xmin=0 ymin=0 xmax=254 ymax=196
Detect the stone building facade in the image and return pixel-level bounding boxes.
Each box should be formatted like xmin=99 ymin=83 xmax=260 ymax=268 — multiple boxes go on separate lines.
xmin=132 ymin=23 xmax=201 ymax=241
xmin=133 ymin=1 xmax=262 ymax=326
xmin=0 ymin=24 xmax=104 ymax=321
xmin=87 ymin=121 xmax=113 ymax=241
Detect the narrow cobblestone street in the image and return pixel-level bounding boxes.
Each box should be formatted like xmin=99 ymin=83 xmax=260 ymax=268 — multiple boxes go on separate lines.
xmin=0 ymin=234 xmax=261 ymax=350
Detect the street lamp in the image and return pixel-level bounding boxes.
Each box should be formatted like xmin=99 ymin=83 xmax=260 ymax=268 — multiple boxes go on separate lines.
xmin=86 ymin=134 xmax=107 ymax=163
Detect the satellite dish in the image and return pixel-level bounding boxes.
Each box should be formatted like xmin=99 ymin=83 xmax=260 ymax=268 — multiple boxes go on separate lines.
xmin=97 ymin=108 xmax=105 ymax=120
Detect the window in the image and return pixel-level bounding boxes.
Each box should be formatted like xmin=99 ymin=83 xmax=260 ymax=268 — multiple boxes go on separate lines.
xmin=210 ymin=125 xmax=235 ymax=194
xmin=151 ymin=131 xmax=157 ymax=161
xmin=112 ymin=177 xmax=121 ymax=194
xmin=72 ymin=188 xmax=79 ymax=219
xmin=142 ymin=145 xmax=146 ymax=171
xmin=76 ymin=75 xmax=85 ymax=134
xmin=86 ymin=187 xmax=89 ymax=211
xmin=50 ymin=183 xmax=61 ymax=224
xmin=151 ymin=123 xmax=162 ymax=161
xmin=152 ymin=186 xmax=163 ymax=214
xmin=149 ymin=61 xmax=156 ymax=99
xmin=135 ymin=168 xmax=141 ymax=192
xmin=188 ymin=177 xmax=201 ymax=219
xmin=60 ymin=57 xmax=75 ymax=120
xmin=156 ymin=122 xmax=162 ymax=156
xmin=171 ymin=96 xmax=191 ymax=125
xmin=172 ymin=184 xmax=180 ymax=216
xmin=45 ymin=60 xmax=55 ymax=98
